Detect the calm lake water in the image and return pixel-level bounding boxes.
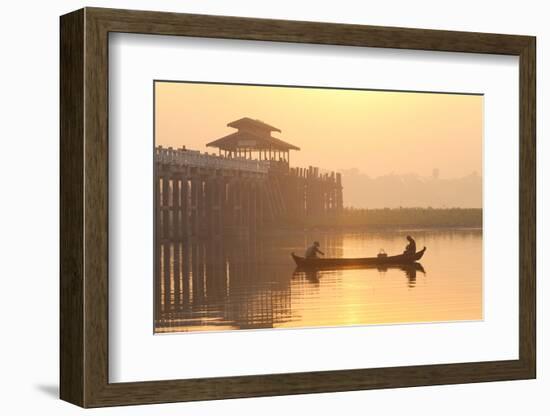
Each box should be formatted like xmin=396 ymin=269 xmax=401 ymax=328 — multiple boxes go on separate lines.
xmin=154 ymin=229 xmax=482 ymax=333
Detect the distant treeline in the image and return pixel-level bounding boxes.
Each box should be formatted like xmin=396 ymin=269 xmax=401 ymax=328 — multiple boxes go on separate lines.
xmin=289 ymin=207 xmax=482 ymax=229
xmin=340 ymin=169 xmax=482 ymax=209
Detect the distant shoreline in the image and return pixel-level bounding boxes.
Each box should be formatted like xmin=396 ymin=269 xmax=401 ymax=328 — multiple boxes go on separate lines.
xmin=280 ymin=207 xmax=482 ymax=231
xmin=266 ymin=224 xmax=482 ymax=234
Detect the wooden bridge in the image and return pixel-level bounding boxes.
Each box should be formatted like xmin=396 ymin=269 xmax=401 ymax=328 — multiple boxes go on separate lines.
xmin=156 ymin=147 xmax=343 ymax=239
xmin=155 ymin=118 xmax=343 ymax=240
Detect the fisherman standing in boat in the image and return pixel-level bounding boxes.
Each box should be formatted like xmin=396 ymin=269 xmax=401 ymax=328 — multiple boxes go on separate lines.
xmin=305 ymin=241 xmax=325 ymax=259
xmin=403 ymin=235 xmax=416 ymax=255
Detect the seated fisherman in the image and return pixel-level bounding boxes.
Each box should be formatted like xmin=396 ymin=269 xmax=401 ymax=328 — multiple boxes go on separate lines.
xmin=403 ymin=235 xmax=416 ymax=255
xmin=305 ymin=241 xmax=325 ymax=259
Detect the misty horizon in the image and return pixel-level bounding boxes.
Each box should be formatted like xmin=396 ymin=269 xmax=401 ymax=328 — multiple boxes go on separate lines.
xmin=338 ymin=168 xmax=482 ymax=209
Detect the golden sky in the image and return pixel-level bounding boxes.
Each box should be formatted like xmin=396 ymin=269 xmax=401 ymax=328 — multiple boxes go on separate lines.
xmin=155 ymin=81 xmax=482 ymax=179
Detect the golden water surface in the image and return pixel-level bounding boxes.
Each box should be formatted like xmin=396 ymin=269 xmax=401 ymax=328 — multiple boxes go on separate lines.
xmin=154 ymin=229 xmax=482 ymax=333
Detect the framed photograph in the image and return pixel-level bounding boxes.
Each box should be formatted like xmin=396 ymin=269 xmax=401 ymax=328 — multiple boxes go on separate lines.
xmin=60 ymin=7 xmax=536 ymax=407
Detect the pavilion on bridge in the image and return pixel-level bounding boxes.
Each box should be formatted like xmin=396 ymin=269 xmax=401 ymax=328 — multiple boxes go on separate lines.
xmin=206 ymin=117 xmax=300 ymax=166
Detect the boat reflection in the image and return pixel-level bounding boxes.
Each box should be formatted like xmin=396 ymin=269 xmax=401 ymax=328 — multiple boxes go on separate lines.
xmin=377 ymin=262 xmax=425 ymax=288
xmin=293 ymin=262 xmax=426 ymax=288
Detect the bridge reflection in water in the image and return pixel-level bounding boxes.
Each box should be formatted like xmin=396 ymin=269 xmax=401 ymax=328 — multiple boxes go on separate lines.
xmin=154 ymin=232 xmax=436 ymax=334
xmin=155 ymin=237 xmax=295 ymax=333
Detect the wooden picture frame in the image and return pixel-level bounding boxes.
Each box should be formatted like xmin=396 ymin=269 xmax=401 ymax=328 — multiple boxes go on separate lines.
xmin=60 ymin=7 xmax=536 ymax=408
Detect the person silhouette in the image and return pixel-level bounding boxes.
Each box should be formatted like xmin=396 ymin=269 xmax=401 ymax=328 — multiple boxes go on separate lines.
xmin=305 ymin=241 xmax=325 ymax=258
xmin=403 ymin=235 xmax=416 ymax=255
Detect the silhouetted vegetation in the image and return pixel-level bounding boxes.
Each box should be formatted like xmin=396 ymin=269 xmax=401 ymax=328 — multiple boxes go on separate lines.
xmin=287 ymin=207 xmax=482 ymax=229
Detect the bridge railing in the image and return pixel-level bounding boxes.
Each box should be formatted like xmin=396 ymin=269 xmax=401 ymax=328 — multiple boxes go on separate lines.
xmin=156 ymin=146 xmax=270 ymax=173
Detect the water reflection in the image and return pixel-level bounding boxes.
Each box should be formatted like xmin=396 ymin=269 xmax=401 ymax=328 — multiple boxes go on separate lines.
xmin=292 ymin=262 xmax=425 ymax=288
xmin=155 ymin=229 xmax=482 ymax=333
xmin=373 ymin=263 xmax=426 ymax=288
xmin=155 ymin=238 xmax=294 ymax=332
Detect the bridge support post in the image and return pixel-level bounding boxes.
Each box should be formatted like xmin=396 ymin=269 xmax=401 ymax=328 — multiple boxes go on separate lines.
xmin=172 ymin=176 xmax=181 ymax=240
xmin=190 ymin=177 xmax=200 ymax=237
xmin=162 ymin=175 xmax=170 ymax=240
xmin=181 ymin=177 xmax=188 ymax=238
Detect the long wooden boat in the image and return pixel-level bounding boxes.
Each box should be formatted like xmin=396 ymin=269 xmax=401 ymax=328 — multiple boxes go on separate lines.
xmin=291 ymin=247 xmax=426 ymax=269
